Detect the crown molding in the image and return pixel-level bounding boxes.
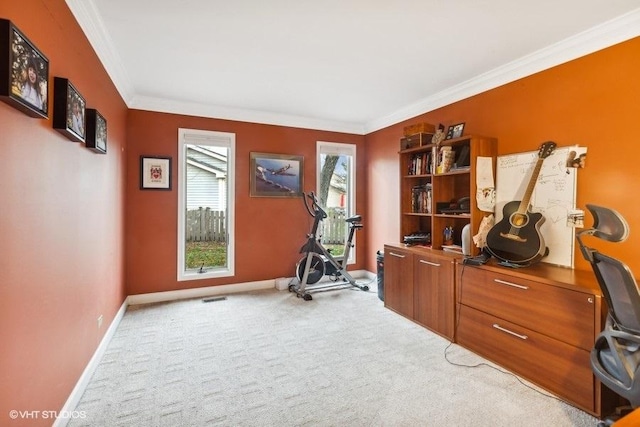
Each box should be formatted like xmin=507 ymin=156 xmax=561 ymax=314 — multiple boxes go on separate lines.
xmin=130 ymin=95 xmax=365 ymax=134
xmin=67 ymin=1 xmax=640 ymax=135
xmin=66 ymin=0 xmax=136 ymax=104
xmin=364 ymin=8 xmax=640 ymax=134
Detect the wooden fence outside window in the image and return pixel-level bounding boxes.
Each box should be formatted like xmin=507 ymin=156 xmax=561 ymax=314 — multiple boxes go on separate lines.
xmin=185 ymin=207 xmax=347 ymax=244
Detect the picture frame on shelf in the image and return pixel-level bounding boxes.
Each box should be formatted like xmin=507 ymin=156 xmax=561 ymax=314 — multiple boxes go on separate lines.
xmin=250 ymin=152 xmax=303 ymax=198
xmin=140 ymin=156 xmax=172 ymax=190
xmin=0 ymin=19 xmax=49 ymax=118
xmin=53 ymin=77 xmax=86 ymax=142
xmin=451 ymin=122 xmax=465 ymax=139
xmin=85 ymin=109 xmax=107 ymax=154
xmin=445 ymin=125 xmax=454 ymax=140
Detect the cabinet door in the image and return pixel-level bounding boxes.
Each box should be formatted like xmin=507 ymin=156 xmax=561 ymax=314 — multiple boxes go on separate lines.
xmin=384 ymin=247 xmax=414 ymax=318
xmin=414 ymin=253 xmax=455 ymax=339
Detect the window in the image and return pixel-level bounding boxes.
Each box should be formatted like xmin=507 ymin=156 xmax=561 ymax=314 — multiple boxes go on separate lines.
xmin=178 ymin=128 xmax=235 ymax=281
xmin=316 ymin=141 xmax=356 ymax=263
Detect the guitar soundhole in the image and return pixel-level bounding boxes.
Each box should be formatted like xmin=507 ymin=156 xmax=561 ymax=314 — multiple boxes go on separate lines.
xmin=509 ymin=213 xmax=529 ymax=228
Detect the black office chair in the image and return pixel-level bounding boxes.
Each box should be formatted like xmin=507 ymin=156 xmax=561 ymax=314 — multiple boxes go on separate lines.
xmin=577 ymin=204 xmax=640 ymax=424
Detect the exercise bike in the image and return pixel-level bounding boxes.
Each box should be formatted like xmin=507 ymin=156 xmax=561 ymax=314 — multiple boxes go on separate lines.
xmin=289 ymin=192 xmax=369 ymax=300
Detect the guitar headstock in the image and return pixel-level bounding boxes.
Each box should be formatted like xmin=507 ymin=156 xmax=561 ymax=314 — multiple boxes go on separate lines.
xmin=538 ymin=141 xmax=557 ymax=159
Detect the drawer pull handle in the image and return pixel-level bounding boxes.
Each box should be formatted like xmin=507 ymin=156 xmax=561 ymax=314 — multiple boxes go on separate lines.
xmin=494 ymin=278 xmax=529 ymax=290
xmin=493 ymin=324 xmax=528 ymax=340
xmin=419 ymin=259 xmax=440 ymax=267
xmin=389 ymin=252 xmax=406 ymax=258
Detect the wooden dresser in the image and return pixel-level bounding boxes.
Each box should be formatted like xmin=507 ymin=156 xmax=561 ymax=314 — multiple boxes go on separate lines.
xmin=455 ymin=259 xmax=615 ymax=416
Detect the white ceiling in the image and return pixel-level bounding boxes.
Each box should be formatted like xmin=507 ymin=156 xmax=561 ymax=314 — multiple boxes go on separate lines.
xmin=67 ymin=1 xmax=640 ymax=134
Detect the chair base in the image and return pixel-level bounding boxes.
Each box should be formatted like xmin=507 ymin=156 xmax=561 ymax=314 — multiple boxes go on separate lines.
xmin=598 ymin=405 xmax=633 ymax=426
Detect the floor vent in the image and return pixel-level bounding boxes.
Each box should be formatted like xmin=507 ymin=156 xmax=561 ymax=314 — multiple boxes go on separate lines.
xmin=202 ymin=296 xmax=227 ymax=303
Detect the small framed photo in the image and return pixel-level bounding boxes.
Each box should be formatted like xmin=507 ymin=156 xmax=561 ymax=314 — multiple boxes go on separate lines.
xmin=446 ymin=122 xmax=465 ymax=140
xmin=0 ymin=19 xmax=49 ymax=118
xmin=250 ymin=152 xmax=303 ymax=197
xmin=140 ymin=156 xmax=172 ymax=190
xmin=53 ymin=77 xmax=86 ymax=142
xmin=85 ymin=109 xmax=107 ymax=154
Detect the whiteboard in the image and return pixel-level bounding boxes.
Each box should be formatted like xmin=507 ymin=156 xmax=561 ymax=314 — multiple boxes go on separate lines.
xmin=495 ymin=146 xmax=578 ymax=267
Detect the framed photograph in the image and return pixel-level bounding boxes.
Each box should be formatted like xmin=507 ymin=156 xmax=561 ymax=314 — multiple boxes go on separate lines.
xmin=250 ymin=152 xmax=303 ymax=197
xmin=53 ymin=77 xmax=86 ymax=142
xmin=140 ymin=156 xmax=172 ymax=190
xmin=85 ymin=109 xmax=107 ymax=154
xmin=0 ymin=19 xmax=49 ymax=118
xmin=446 ymin=122 xmax=465 ymax=139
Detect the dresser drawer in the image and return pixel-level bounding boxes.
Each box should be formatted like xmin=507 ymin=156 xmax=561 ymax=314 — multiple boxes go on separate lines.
xmin=457 ymin=305 xmax=595 ymax=412
xmin=459 ymin=267 xmax=596 ymax=350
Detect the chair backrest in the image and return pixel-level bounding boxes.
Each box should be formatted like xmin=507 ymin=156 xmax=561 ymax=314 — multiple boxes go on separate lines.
xmin=588 ymin=204 xmax=629 ymax=242
xmin=591 ymin=251 xmax=640 ymax=335
xmin=577 ymin=204 xmax=640 ymax=334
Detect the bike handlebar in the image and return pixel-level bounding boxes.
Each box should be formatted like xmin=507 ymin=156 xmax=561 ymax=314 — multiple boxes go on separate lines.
xmin=303 ymin=192 xmax=327 ymax=219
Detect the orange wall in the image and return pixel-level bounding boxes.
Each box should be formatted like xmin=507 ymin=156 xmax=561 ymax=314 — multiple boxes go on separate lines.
xmin=125 ymin=110 xmax=366 ymax=295
xmin=0 ymin=1 xmax=127 ymax=426
xmin=366 ymin=36 xmax=640 ymax=274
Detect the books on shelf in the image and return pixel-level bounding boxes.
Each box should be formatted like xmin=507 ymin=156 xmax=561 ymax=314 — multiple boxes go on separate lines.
xmin=411 ymin=184 xmax=432 ymax=213
xmin=407 ymin=150 xmax=435 ymax=175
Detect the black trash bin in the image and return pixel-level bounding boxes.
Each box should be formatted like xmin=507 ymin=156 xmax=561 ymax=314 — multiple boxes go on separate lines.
xmin=376 ymin=250 xmax=384 ymax=301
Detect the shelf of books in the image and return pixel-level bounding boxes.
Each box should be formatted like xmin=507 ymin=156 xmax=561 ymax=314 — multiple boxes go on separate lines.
xmin=399 ymin=134 xmax=497 ymax=255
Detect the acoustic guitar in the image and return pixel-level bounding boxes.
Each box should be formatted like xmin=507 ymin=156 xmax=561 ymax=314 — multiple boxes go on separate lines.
xmin=485 ymin=141 xmax=557 ymax=265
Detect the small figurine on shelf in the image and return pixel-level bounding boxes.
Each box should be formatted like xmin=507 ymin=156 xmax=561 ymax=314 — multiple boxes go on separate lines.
xmin=431 ymin=124 xmax=446 ymax=145
xmin=444 ymin=226 xmax=454 ymax=245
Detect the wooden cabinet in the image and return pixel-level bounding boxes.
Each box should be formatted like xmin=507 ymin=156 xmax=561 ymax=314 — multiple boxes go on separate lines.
xmin=456 ymin=260 xmax=614 ymax=417
xmin=399 ymin=134 xmax=496 ymax=256
xmin=384 ymin=244 xmax=456 ymax=340
xmin=389 ymin=130 xmax=615 ymax=418
xmin=414 ymin=251 xmax=455 ymax=339
xmin=384 ymin=246 xmax=414 ymax=319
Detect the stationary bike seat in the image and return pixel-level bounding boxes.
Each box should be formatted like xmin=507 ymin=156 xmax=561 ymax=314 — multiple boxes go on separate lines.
xmin=345 ymin=215 xmax=362 ymax=223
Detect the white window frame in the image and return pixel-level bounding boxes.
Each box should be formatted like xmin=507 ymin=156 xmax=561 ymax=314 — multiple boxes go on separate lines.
xmin=317 ymin=141 xmax=356 ymax=264
xmin=177 ymin=128 xmax=235 ymax=281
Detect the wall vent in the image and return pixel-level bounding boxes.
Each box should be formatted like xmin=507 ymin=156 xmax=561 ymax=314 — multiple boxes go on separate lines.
xmin=202 ymin=296 xmax=227 ymax=303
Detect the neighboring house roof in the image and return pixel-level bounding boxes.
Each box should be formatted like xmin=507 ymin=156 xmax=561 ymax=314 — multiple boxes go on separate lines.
xmin=330 ymin=172 xmax=346 ymax=194
xmin=186 ymin=157 xmax=226 ymax=177
xmin=187 ymin=145 xmax=228 ymax=177
xmin=186 ymin=145 xmax=228 ymax=210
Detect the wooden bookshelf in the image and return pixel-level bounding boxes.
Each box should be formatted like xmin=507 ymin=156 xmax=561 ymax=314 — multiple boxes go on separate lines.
xmin=399 ymin=134 xmax=497 ymax=256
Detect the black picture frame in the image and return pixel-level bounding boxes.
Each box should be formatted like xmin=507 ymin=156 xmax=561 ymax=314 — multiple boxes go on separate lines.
xmin=53 ymin=77 xmax=86 ymax=143
xmin=140 ymin=156 xmax=172 ymax=190
xmin=446 ymin=122 xmax=465 ymax=139
xmin=85 ymin=109 xmax=107 ymax=154
xmin=0 ymin=19 xmax=49 ymax=118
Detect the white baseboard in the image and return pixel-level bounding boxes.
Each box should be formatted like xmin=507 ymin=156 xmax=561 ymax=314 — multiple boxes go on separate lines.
xmin=53 ymin=300 xmax=128 ymax=427
xmin=275 ymin=277 xmax=295 ymax=291
xmin=358 ymin=269 xmax=376 ymax=280
xmin=126 ymin=279 xmax=275 ymax=305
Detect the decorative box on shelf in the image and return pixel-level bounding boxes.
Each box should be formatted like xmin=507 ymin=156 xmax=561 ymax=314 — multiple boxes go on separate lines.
xmin=401 ymin=132 xmax=434 ymax=150
xmin=403 ymin=122 xmax=435 ymax=137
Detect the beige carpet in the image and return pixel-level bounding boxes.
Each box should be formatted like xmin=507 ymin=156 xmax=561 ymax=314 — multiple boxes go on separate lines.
xmin=68 ymin=287 xmax=597 ymax=426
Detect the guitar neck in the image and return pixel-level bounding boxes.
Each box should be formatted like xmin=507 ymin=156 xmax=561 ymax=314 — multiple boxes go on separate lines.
xmin=517 ymin=158 xmax=544 ymax=214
